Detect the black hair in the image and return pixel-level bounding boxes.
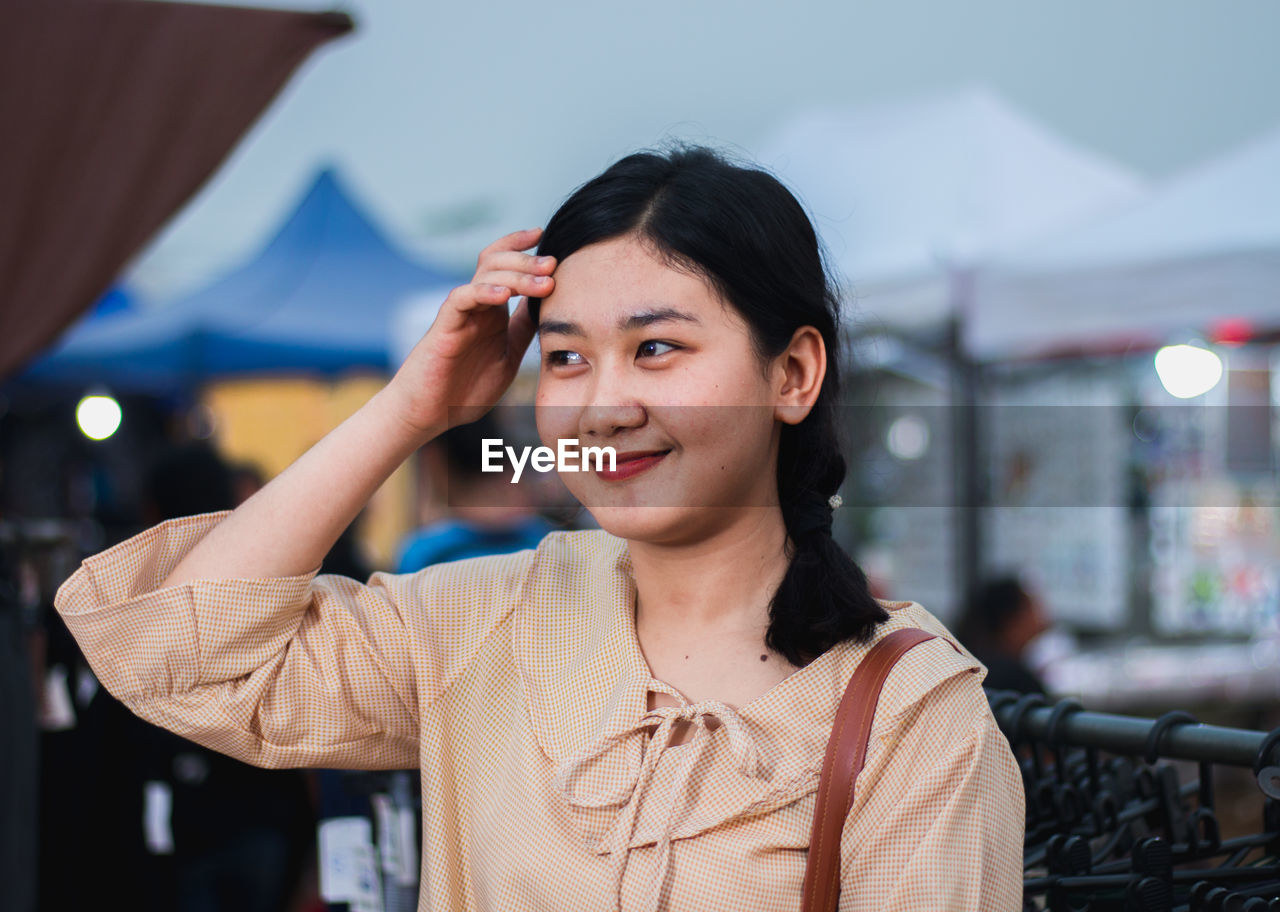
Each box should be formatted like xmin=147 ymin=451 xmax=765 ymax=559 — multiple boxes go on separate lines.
xmin=956 ymin=576 xmax=1032 ymax=650
xmin=145 ymin=441 xmax=236 ymax=520
xmin=432 ymin=413 xmax=505 ymax=479
xmin=529 ymin=144 xmax=888 ymax=666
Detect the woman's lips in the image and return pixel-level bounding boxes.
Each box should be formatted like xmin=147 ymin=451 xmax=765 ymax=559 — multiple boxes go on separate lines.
xmin=596 ymin=449 xmax=670 ymax=481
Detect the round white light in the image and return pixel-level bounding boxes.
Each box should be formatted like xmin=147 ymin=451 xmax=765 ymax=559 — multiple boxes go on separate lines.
xmin=886 ymin=414 xmax=930 ymax=461
xmin=76 ymin=395 xmax=122 ymax=440
xmin=1153 ymin=344 xmax=1223 ymax=399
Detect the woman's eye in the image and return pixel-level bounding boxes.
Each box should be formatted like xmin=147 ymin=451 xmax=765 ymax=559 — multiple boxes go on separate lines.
xmin=636 ymin=340 xmax=679 ymax=359
xmin=545 ymin=350 xmax=584 ymax=367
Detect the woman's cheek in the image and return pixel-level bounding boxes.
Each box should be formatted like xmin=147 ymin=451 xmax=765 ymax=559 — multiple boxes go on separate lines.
xmin=555 ymin=467 xmax=595 ymax=507
xmin=534 ymin=393 xmax=579 ymax=450
xmin=683 ymin=404 xmax=771 ymax=451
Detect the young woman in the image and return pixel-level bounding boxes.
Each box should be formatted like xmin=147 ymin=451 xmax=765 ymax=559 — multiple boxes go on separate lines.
xmin=55 ymin=146 xmax=1024 ymax=911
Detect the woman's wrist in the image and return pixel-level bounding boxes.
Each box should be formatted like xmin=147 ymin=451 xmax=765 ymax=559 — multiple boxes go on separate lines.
xmin=371 ymin=380 xmax=447 ymax=452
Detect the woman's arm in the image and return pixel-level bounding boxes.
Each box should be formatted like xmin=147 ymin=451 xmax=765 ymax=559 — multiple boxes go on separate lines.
xmin=55 ymin=513 xmax=532 ymax=769
xmin=157 ymin=227 xmax=554 ymax=588
xmin=52 ymin=229 xmax=556 ymax=769
xmin=157 ymin=386 xmax=425 ymax=586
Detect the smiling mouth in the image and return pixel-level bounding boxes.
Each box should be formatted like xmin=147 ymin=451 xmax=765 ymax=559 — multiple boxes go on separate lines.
xmin=596 ymin=449 xmax=671 ymax=482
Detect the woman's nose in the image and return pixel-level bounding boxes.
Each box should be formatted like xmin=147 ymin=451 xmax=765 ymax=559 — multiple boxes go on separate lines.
xmin=580 ymin=401 xmax=646 ymax=438
xmin=579 ymin=370 xmax=645 ymax=438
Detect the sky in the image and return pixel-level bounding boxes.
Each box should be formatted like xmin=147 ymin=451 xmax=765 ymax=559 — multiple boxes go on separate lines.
xmin=126 ymin=0 xmax=1280 ymax=301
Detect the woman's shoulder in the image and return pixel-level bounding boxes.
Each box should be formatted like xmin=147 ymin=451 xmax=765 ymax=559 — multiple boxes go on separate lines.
xmin=872 ymin=598 xmax=971 ymax=652
xmin=858 ymin=599 xmax=990 ymax=728
xmin=518 ymin=527 xmax=632 ymax=605
xmin=381 ymin=527 xmax=628 ymax=611
xmin=528 ymin=526 xmax=628 ymax=567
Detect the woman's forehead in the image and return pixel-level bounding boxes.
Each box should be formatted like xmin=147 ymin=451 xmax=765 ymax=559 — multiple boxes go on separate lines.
xmin=538 ymin=236 xmax=729 ymax=333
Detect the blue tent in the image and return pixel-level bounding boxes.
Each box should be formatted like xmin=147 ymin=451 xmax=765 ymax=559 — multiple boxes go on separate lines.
xmin=19 ymin=168 xmax=464 ymax=391
xmin=88 ymin=286 xmax=135 ymax=318
xmin=6 ymin=285 xmax=139 ymax=382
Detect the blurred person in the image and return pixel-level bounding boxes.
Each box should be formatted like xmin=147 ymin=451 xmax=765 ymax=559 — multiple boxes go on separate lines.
xmin=956 ymin=575 xmax=1053 ymax=695
xmin=54 ymin=146 xmax=1023 ymax=911
xmin=233 ymin=454 xmax=373 ymax=582
xmin=395 ymin=412 xmax=554 ymax=571
xmin=228 ymin=460 xmax=266 ymax=507
xmin=318 ymin=512 xmax=373 ymax=581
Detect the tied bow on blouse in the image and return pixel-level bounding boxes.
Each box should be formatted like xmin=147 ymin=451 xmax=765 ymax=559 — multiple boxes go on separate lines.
xmin=553 ymin=699 xmax=766 ymax=912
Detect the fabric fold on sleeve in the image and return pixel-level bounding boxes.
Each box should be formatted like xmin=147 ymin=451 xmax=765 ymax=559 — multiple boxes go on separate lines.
xmin=53 ymin=510 xmax=424 ymax=770
xmin=838 ymin=666 xmax=1025 ymax=911
xmin=56 ymin=511 xmax=318 ymax=698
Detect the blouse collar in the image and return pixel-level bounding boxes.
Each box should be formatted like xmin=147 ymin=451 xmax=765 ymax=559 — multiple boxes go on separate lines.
xmin=512 ymin=529 xmax=982 ymax=907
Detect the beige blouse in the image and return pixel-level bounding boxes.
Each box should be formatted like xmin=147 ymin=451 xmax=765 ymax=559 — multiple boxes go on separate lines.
xmin=54 ymin=510 xmax=1025 ymax=911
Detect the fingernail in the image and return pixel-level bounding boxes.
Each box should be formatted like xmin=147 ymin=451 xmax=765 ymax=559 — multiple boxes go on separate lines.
xmin=533 ymin=275 xmax=551 ymax=285
xmin=536 ymin=256 xmax=554 ymax=267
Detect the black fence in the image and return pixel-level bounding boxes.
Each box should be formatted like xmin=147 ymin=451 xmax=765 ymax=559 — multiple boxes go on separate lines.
xmin=990 ymin=689 xmax=1280 ymax=911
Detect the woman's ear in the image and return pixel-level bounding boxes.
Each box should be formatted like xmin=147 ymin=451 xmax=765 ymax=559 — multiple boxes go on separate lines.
xmin=772 ymin=326 xmax=826 ymax=426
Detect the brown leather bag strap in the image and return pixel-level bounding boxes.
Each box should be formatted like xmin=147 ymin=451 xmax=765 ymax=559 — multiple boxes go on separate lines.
xmin=800 ymin=627 xmax=942 ymax=912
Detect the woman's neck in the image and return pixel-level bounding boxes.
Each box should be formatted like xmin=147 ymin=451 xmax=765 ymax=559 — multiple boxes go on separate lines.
xmin=627 ymin=507 xmax=791 ymax=636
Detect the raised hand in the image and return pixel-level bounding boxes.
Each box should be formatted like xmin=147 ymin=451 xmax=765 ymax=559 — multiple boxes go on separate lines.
xmin=385 ymin=228 xmax=554 ymax=438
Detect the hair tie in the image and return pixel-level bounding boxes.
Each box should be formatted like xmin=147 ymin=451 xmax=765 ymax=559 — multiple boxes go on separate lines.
xmin=792 ymin=495 xmax=838 ymax=538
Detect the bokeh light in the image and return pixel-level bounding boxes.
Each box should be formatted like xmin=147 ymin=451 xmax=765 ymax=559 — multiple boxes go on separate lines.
xmin=886 ymin=413 xmax=930 ymax=460
xmin=75 ymin=394 xmax=122 ymax=440
xmin=1154 ymin=344 xmax=1223 ymax=399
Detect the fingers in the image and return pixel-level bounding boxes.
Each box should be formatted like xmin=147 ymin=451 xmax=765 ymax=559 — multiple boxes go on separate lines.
xmin=478 ymin=249 xmax=556 ymax=277
xmin=442 ymin=281 xmax=508 ymax=313
xmin=444 ymin=227 xmax=558 ymax=318
xmin=476 ymin=269 xmax=554 ymax=299
xmin=435 ymin=228 xmax=557 ymax=332
xmin=443 ymin=276 xmax=553 ymax=319
xmin=478 ymin=227 xmax=543 ymax=262
xmin=475 ymin=252 xmax=555 ymax=300
xmin=475 ymin=230 xmax=555 ymax=290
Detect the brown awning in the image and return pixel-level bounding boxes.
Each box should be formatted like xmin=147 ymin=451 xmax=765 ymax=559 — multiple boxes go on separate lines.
xmin=0 ymin=0 xmax=354 ymax=379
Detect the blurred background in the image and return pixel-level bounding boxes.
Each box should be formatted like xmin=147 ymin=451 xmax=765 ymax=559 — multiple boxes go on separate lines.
xmin=3 ymin=0 xmax=1279 ymax=909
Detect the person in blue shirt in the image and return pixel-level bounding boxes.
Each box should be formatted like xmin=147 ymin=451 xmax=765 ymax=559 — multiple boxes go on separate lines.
xmin=394 ymin=412 xmax=555 ymax=573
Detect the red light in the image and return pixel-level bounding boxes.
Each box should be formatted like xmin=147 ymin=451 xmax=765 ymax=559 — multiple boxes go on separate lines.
xmin=1209 ymin=317 xmax=1253 ymax=346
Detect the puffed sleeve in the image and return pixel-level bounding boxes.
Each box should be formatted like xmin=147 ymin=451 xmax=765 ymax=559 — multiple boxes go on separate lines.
xmin=53 ymin=510 xmax=532 ymax=771
xmin=838 ymin=665 xmax=1025 ymax=911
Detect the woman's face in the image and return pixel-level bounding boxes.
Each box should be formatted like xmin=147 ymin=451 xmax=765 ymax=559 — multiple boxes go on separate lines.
xmin=534 ymin=234 xmax=805 ymax=545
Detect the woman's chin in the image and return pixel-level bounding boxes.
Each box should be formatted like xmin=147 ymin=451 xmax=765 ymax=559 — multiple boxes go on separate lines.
xmin=585 ymin=503 xmax=753 ymax=546
xmin=585 ymin=504 xmax=705 ymax=544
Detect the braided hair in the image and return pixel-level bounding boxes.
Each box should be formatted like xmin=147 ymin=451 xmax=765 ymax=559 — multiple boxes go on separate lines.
xmin=529 ymin=144 xmax=888 ymax=666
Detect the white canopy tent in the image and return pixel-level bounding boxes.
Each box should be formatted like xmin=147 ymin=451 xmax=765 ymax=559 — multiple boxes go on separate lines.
xmin=961 ymin=122 xmax=1280 ymax=649
xmin=750 ymin=85 xmax=1147 ymax=336
xmin=752 ymin=87 xmax=1150 ymax=624
xmin=391 ymin=88 xmax=1152 ymax=379
xmin=972 ymin=122 xmax=1280 ymax=361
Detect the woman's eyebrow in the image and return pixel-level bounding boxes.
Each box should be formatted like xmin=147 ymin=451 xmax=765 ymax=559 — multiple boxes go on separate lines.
xmin=538 ymin=319 xmax=584 ymax=338
xmin=619 ymin=307 xmax=701 ymax=331
xmin=537 ymin=308 xmax=701 ymax=338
